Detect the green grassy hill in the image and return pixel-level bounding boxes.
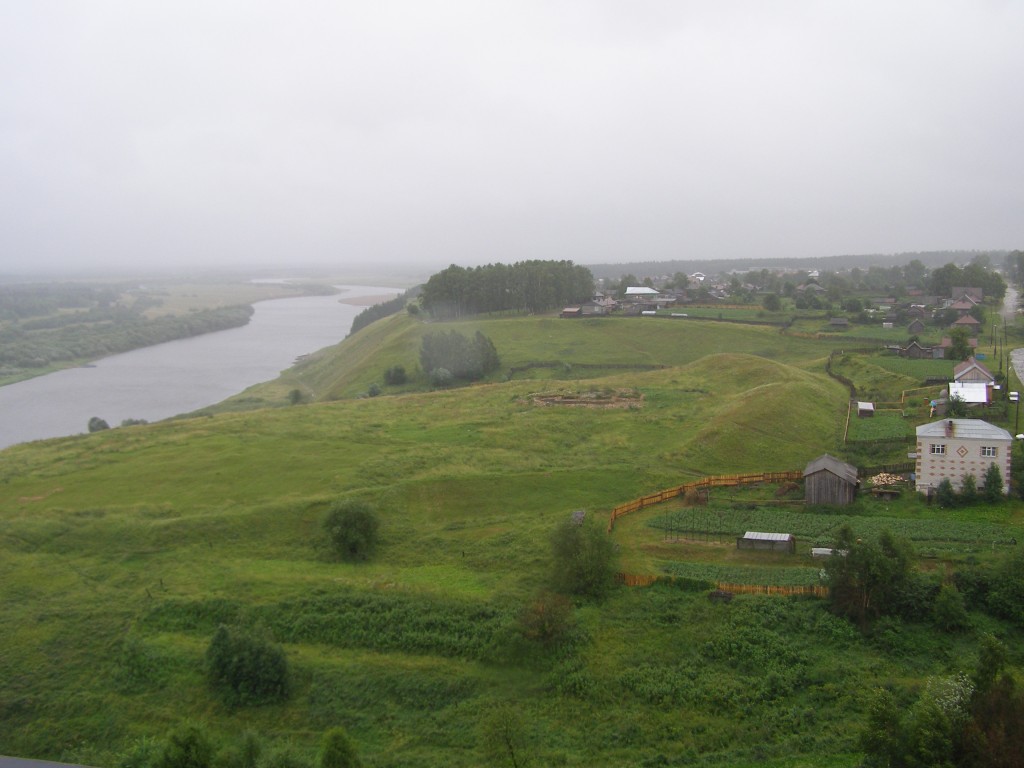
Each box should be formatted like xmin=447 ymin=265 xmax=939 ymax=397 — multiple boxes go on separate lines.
xmin=1 ymin=312 xmax=1021 ymax=767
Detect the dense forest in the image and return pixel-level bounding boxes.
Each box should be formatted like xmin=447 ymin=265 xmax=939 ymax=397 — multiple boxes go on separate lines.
xmin=419 ymin=260 xmax=594 ymax=318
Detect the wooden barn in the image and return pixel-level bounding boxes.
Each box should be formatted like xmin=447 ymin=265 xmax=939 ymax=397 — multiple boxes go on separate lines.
xmin=736 ymin=531 xmax=796 ymax=554
xmin=803 ymin=454 xmax=858 ymax=506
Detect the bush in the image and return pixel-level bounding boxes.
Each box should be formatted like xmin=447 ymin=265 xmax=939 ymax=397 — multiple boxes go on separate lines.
xmin=323 ymin=501 xmax=380 ymax=562
xmin=319 ymin=727 xmax=361 ymax=768
xmin=550 ymin=517 xmax=617 ymax=600
xmin=383 ymin=365 xmax=407 ymax=385
xmin=932 ymin=584 xmax=970 ymax=632
xmin=88 ymin=416 xmax=110 ymax=432
xmin=205 ymin=625 xmax=290 ymax=706
xmin=156 ymin=724 xmax=215 ymax=768
xmin=517 ymin=591 xmax=575 ymax=645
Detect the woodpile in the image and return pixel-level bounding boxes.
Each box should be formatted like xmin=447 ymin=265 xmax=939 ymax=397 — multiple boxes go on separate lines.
xmin=869 ymin=472 xmax=904 ymax=486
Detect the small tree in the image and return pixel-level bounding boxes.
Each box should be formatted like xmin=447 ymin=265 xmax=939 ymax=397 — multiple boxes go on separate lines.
xmin=946 ymin=394 xmax=968 ymax=418
xmin=935 ymin=478 xmax=957 ymax=509
xmin=981 ymin=462 xmax=1005 ymax=502
xmin=762 ymin=293 xmax=782 ymax=312
xmin=319 ymin=727 xmax=361 ymax=768
xmin=550 ymin=517 xmax=617 ymax=600
xmin=479 ymin=704 xmax=530 ymax=768
xmin=323 ymin=501 xmax=380 ymax=562
xmin=88 ymin=416 xmax=110 ymax=432
xmin=932 ymin=584 xmax=970 ymax=632
xmin=959 ymin=474 xmax=978 ymax=506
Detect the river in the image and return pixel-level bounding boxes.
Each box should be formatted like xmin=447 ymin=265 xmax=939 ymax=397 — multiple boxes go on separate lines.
xmin=0 ymin=284 xmax=398 ymax=450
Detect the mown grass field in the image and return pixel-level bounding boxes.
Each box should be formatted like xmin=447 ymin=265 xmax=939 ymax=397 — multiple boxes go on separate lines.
xmin=1 ymin=308 xmax=1022 ymax=767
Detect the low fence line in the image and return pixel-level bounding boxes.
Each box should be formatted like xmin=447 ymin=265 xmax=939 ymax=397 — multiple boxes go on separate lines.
xmin=615 ymin=573 xmax=828 ymax=598
xmin=717 ymin=582 xmax=829 ymax=598
xmin=607 ymin=470 xmax=803 ymax=532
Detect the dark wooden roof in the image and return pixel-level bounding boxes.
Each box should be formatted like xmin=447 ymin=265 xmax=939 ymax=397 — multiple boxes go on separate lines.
xmin=802 ymin=454 xmax=858 ymax=484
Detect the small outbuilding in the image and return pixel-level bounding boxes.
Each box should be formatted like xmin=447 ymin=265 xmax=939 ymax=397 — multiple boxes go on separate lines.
xmin=857 ymin=402 xmax=875 ymax=418
xmin=803 ymin=454 xmax=859 ymax=506
xmin=736 ymin=531 xmax=796 ymax=554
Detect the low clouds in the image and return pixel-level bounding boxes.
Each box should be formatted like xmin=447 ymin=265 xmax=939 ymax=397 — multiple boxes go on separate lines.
xmin=2 ymin=1 xmax=1023 ymax=272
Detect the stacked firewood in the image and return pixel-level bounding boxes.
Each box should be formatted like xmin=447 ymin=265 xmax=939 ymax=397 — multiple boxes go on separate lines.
xmin=869 ymin=472 xmax=904 ymax=486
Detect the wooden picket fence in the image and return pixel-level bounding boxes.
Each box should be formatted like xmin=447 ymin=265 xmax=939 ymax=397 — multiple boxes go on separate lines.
xmin=716 ymin=582 xmax=829 ymax=598
xmin=615 ymin=573 xmax=828 ymax=597
xmin=607 ymin=470 xmax=803 ymax=532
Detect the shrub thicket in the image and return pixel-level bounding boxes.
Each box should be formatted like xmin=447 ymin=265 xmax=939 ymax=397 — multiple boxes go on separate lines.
xmin=205 ymin=625 xmax=290 ymax=706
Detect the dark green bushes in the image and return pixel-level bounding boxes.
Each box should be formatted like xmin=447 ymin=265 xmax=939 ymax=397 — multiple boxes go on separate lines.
xmin=205 ymin=625 xmax=290 ymax=706
xmin=419 ymin=330 xmax=500 ymax=383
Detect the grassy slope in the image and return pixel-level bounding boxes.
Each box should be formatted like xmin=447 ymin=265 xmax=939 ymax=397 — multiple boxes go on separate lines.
xmin=210 ymin=313 xmax=837 ymax=409
xmin=0 ymin=313 xmax=1021 ymax=767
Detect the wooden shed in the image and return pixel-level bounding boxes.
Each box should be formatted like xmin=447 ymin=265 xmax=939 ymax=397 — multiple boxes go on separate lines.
xmin=736 ymin=531 xmax=796 ymax=554
xmin=803 ymin=454 xmax=858 ymax=506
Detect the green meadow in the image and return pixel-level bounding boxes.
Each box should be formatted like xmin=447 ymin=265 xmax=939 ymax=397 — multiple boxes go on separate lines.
xmin=1 ymin=310 xmax=1022 ymax=767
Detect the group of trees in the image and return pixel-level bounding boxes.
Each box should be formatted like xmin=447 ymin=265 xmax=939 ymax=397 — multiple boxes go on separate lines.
xmin=420 ymin=260 xmax=594 ymax=319
xmin=347 ymin=286 xmax=420 ymax=336
xmin=419 ymin=330 xmax=500 ymax=385
xmin=935 ymin=464 xmax=1006 ymax=507
xmin=0 ymin=304 xmax=254 ymax=370
xmin=861 ymin=635 xmax=1024 ymax=768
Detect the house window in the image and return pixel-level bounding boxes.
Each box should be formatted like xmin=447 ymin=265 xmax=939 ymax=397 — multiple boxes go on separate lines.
xmin=930 ymin=444 xmax=946 ymax=455
xmin=981 ymin=446 xmax=998 ymax=458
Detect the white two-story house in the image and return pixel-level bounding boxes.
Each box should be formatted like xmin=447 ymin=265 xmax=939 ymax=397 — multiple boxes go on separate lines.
xmin=915 ymin=419 xmax=1012 ymax=495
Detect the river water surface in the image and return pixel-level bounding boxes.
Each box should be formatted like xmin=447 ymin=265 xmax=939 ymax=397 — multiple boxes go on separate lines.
xmin=0 ymin=285 xmax=397 ymax=450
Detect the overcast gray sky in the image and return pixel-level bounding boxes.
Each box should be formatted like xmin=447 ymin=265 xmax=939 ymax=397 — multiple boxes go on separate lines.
xmin=2 ymin=1 xmax=1022 ymax=273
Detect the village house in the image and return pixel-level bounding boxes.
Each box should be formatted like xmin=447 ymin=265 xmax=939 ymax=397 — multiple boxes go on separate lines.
xmin=914 ymin=418 xmax=1012 ymax=495
xmin=954 ymin=357 xmax=995 ymax=385
xmin=951 ymin=314 xmax=982 ymax=332
xmin=803 ymin=454 xmax=859 ymax=506
xmin=899 ymin=340 xmax=943 ymax=360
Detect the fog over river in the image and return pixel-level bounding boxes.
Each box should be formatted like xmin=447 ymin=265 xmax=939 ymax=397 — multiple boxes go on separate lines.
xmin=0 ymin=285 xmax=397 ymax=450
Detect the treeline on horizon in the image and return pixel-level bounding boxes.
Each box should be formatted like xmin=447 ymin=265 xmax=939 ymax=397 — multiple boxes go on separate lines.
xmin=420 ymin=260 xmax=594 ymax=318
xmin=586 ymin=249 xmax=1013 ymax=282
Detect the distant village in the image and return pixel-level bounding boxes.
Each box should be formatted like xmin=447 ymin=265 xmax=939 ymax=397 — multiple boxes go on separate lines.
xmin=562 ymin=258 xmax=1011 ymax=363
xmin=560 ymin=258 xmax=1021 ymax=504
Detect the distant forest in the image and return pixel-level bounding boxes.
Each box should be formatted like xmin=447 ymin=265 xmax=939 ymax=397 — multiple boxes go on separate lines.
xmin=0 ymin=282 xmax=254 ymax=374
xmin=586 ymin=250 xmax=1011 ymax=281
xmin=420 ymin=260 xmax=594 ymax=318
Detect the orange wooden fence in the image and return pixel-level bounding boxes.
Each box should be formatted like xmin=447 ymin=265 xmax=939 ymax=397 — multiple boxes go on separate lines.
xmin=615 ymin=573 xmax=828 ymax=598
xmin=606 ymin=470 xmax=803 ymax=532
xmin=716 ymin=582 xmax=829 ymax=598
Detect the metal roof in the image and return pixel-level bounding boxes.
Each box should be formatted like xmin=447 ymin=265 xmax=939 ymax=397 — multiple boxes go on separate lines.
xmin=916 ymin=418 xmax=1011 ymax=440
xmin=742 ymin=531 xmax=793 ymax=541
xmin=948 ymin=382 xmax=989 ymax=404
xmin=624 ymin=286 xmax=660 ymax=296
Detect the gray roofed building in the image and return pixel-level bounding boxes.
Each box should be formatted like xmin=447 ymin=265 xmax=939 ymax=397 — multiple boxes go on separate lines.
xmin=915 ymin=419 xmax=1012 ymax=495
xmin=803 ymin=454 xmax=859 ymax=505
